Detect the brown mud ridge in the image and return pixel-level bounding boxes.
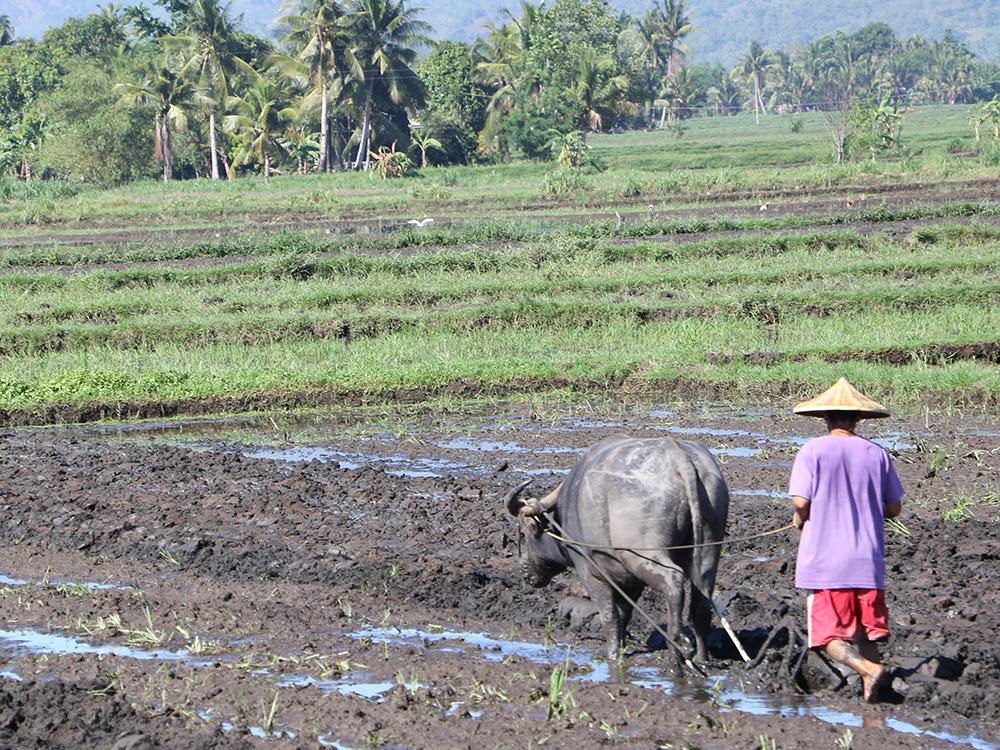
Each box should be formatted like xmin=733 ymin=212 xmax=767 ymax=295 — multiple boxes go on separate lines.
xmin=0 ymin=404 xmax=996 ymax=749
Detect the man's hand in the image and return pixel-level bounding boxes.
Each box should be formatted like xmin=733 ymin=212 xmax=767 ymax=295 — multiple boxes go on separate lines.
xmin=793 ymin=512 xmax=804 ymax=529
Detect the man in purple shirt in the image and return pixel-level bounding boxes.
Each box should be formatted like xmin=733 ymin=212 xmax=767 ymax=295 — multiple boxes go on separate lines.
xmin=789 ymin=378 xmax=904 ymax=702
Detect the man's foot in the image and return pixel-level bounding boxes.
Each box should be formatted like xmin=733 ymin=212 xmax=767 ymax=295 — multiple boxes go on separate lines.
xmin=862 ymin=664 xmax=887 ymax=703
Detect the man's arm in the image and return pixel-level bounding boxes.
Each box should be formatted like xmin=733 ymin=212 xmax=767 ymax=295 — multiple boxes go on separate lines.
xmin=885 ymin=500 xmax=902 ymax=519
xmin=793 ymin=495 xmax=810 ymax=527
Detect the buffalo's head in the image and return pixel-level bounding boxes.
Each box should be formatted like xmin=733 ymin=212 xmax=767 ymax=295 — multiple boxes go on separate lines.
xmin=504 ymin=479 xmax=567 ymax=588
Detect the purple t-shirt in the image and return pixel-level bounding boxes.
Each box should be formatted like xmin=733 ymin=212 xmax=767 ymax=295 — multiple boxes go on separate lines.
xmin=789 ymin=434 xmax=904 ymax=590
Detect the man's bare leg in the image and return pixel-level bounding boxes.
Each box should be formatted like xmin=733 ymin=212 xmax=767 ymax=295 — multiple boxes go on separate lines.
xmin=821 ymin=638 xmax=886 ymax=702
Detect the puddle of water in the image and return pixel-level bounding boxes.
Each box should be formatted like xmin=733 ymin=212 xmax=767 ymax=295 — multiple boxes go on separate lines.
xmin=0 ymin=574 xmax=124 ymax=591
xmin=318 ymin=739 xmax=356 ymax=749
xmin=606 ymin=656 xmax=999 ymax=750
xmin=276 ymin=673 xmax=398 ymax=701
xmin=244 ymin=446 xmax=471 ymax=478
xmin=712 ymin=446 xmax=760 ymax=458
xmin=731 ymin=489 xmax=785 ymax=499
xmin=0 ymin=628 xmax=192 ymax=661
xmin=725 ymin=690 xmax=999 ymax=750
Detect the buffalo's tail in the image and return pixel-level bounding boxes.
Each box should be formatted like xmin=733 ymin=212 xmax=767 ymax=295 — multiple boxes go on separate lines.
xmin=672 ymin=439 xmax=711 ymax=600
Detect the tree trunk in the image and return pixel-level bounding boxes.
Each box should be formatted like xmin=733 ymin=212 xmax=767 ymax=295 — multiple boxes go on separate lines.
xmin=264 ymin=151 xmax=270 ymax=185
xmin=352 ymin=80 xmax=375 ymax=171
xmin=754 ymin=74 xmax=761 ymax=125
xmin=209 ymin=107 xmax=220 ymax=180
xmin=319 ymin=81 xmax=329 ymax=173
xmin=154 ymin=112 xmax=163 ymax=167
xmin=163 ymin=119 xmax=172 ymax=184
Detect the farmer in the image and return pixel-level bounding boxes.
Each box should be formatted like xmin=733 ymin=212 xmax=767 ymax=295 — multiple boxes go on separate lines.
xmin=789 ymin=378 xmax=904 ymax=702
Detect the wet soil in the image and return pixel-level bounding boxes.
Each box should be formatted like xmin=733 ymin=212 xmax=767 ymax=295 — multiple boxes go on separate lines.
xmin=0 ymin=403 xmax=996 ymax=749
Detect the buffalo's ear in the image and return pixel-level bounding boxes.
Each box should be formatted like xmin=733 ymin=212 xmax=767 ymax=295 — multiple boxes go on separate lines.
xmin=505 ymin=479 xmax=533 ymax=516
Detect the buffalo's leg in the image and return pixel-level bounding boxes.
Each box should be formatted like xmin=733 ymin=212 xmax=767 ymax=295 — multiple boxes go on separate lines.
xmin=576 ymin=564 xmax=641 ymax=661
xmin=620 ymin=551 xmax=688 ymax=665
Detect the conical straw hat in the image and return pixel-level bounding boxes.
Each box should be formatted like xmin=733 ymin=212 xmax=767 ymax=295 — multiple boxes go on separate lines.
xmin=793 ymin=378 xmax=891 ymax=419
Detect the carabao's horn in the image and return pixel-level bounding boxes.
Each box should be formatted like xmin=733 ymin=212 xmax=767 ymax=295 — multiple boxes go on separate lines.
xmin=505 ymin=479 xmax=534 ymax=516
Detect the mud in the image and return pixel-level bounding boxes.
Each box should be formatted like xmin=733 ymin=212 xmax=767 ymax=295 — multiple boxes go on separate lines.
xmin=0 ymin=402 xmax=995 ymax=749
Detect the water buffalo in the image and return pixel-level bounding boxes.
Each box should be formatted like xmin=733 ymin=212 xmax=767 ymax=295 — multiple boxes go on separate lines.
xmin=505 ymin=434 xmax=729 ymax=665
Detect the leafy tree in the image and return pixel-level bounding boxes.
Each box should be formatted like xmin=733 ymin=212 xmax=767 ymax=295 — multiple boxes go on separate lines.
xmin=2 ymin=112 xmax=46 ymax=179
xmin=656 ymin=65 xmax=703 ymax=125
xmin=122 ymin=3 xmax=174 ymax=39
xmin=843 ymin=93 xmax=902 ymax=160
xmin=32 ymin=62 xmax=155 ymax=186
xmin=41 ymin=14 xmax=128 ymax=58
xmin=417 ymin=41 xmax=486 ymax=164
xmin=704 ymin=62 xmax=740 ymax=115
xmin=850 ymin=22 xmax=897 ymax=59
xmin=407 ymin=128 xmax=442 ymax=167
xmin=342 ymin=0 xmax=433 ymax=171
xmin=658 ymin=0 xmax=696 ymax=77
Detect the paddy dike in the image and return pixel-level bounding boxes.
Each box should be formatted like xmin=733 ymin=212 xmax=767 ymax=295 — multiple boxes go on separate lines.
xmin=0 ymin=403 xmax=995 ymax=749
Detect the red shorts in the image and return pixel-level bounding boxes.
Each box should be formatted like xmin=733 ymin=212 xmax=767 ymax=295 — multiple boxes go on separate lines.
xmin=807 ymin=588 xmax=889 ymax=648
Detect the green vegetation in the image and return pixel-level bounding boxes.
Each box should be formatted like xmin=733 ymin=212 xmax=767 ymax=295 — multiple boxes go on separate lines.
xmin=1 ymin=3 xmax=998 ymax=182
xmin=0 ymin=144 xmax=999 ymax=421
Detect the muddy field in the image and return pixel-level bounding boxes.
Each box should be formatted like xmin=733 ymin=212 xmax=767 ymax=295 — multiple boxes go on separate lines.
xmin=0 ymin=401 xmax=995 ymax=749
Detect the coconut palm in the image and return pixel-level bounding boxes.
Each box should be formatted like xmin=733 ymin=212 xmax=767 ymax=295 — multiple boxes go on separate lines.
xmin=0 ymin=15 xmax=14 ymax=46
xmin=116 ymin=59 xmax=200 ymax=183
xmin=275 ymin=0 xmax=345 ymax=172
xmin=733 ymin=40 xmax=773 ymax=124
xmin=502 ymin=0 xmax=539 ymax=53
xmin=658 ymin=0 xmax=695 ymax=76
xmin=342 ymin=0 xmax=433 ymax=171
xmin=163 ymin=0 xmax=256 ymax=179
xmin=223 ymin=74 xmax=295 ymax=183
xmin=572 ymin=49 xmax=634 ymax=136
xmin=623 ymin=10 xmax=671 ymax=75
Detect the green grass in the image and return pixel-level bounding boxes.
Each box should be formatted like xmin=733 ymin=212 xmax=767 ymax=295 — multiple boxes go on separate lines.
xmin=0 ymin=104 xmax=998 ymax=422
xmin=0 ymin=224 xmax=998 ymax=416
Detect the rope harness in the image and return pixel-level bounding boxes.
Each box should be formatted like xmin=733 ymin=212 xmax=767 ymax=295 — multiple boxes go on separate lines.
xmin=543 ymin=522 xmax=796 ymax=552
xmin=536 ymin=508 xmax=758 ymax=668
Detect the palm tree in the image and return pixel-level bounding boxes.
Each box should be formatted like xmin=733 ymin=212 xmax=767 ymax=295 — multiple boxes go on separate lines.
xmin=474 ymin=28 xmax=521 ymax=159
xmin=502 ymin=0 xmax=539 ymax=53
xmin=656 ymin=66 xmax=702 ymax=125
xmin=0 ymin=15 xmax=14 ymax=46
xmin=275 ymin=0 xmax=345 ymax=172
xmin=658 ymin=0 xmax=695 ymax=77
xmin=733 ymin=40 xmax=773 ymax=124
xmin=624 ymin=10 xmax=671 ymax=75
xmin=163 ymin=0 xmax=255 ymax=179
xmin=342 ymin=0 xmax=433 ymax=171
xmin=223 ymin=74 xmax=295 ymax=183
xmin=573 ymin=49 xmax=634 ymax=136
xmin=116 ymin=59 xmax=200 ymax=183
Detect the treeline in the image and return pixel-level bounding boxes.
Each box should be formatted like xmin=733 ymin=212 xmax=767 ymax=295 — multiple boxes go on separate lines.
xmin=0 ymin=0 xmax=998 ymax=186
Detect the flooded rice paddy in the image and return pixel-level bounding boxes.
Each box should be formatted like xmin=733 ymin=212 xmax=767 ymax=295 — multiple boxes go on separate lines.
xmin=0 ymin=400 xmax=996 ymax=749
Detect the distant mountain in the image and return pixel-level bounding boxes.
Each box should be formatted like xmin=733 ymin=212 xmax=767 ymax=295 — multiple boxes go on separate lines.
xmin=5 ymin=0 xmax=998 ymax=65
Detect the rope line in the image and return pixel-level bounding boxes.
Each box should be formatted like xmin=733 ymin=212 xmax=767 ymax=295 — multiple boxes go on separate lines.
xmin=544 ymin=521 xmax=796 ymax=552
